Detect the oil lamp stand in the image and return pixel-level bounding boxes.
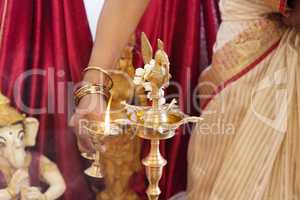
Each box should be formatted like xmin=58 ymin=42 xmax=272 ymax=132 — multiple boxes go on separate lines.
xmin=143 ymin=139 xmax=167 ymax=200
xmin=115 ymin=33 xmax=202 ymax=200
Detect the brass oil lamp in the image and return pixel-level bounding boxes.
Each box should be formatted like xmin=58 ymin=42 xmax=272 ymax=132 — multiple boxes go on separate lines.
xmin=114 ymin=33 xmax=202 ymax=200
xmin=82 ymin=97 xmax=121 ymax=178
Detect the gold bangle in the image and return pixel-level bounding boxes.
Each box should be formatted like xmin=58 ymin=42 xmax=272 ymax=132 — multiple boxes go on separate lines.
xmin=74 ymin=83 xmax=108 ymax=96
xmin=74 ymin=84 xmax=110 ymax=106
xmin=74 ymin=84 xmax=110 ymax=98
xmin=74 ymin=87 xmax=109 ymax=104
xmin=75 ymin=89 xmax=109 ymax=104
xmin=74 ymin=90 xmax=109 ymax=106
xmin=6 ymin=187 xmax=16 ymax=198
xmin=83 ymin=66 xmax=114 ymax=90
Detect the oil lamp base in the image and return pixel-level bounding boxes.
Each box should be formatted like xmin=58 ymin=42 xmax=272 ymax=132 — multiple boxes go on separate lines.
xmin=84 ymin=162 xmax=104 ymax=178
xmin=81 ymin=152 xmax=96 ymax=160
xmin=147 ymin=194 xmax=160 ymax=200
xmin=141 ymin=139 xmax=167 ymax=200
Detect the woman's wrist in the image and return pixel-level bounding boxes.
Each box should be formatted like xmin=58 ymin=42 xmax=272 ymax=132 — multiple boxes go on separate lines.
xmin=74 ymin=83 xmax=110 ymax=106
xmin=83 ymin=70 xmax=106 ymax=84
xmin=75 ymin=65 xmax=114 ymax=106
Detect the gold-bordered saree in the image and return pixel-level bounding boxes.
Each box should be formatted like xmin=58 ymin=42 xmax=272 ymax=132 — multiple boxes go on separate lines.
xmin=187 ymin=0 xmax=299 ymax=199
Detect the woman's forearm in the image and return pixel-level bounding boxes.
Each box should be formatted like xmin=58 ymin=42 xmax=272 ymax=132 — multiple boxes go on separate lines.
xmin=73 ymin=0 xmax=150 ymax=153
xmin=88 ymin=0 xmax=150 ymax=69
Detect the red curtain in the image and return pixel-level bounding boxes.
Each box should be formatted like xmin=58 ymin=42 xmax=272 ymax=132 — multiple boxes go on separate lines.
xmin=0 ymin=0 xmax=93 ymax=200
xmin=134 ymin=0 xmax=220 ymax=199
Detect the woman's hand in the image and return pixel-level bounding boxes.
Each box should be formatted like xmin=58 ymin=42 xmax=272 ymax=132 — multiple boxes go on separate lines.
xmin=70 ymin=71 xmax=107 ymax=153
xmin=70 ymin=0 xmax=150 ymax=153
xmin=70 ymin=93 xmax=107 ymax=153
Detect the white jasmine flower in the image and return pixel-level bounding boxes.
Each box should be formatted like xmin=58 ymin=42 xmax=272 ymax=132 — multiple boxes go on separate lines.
xmin=135 ymin=68 xmax=145 ymax=76
xmin=133 ymin=77 xmax=143 ymax=85
xmin=147 ymin=92 xmax=152 ymax=100
xmin=144 ymin=64 xmax=154 ymax=73
xmin=143 ymin=82 xmax=152 ymax=91
xmin=159 ymin=89 xmax=165 ymax=96
xmin=150 ymin=59 xmax=156 ymax=66
xmin=159 ymin=98 xmax=166 ymax=105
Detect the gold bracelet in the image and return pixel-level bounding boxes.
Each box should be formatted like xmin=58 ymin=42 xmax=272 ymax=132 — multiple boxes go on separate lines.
xmin=74 ymin=86 xmax=110 ymax=105
xmin=74 ymin=84 xmax=110 ymax=98
xmin=83 ymin=66 xmax=114 ymax=90
xmin=74 ymin=83 xmax=108 ymax=96
xmin=74 ymin=84 xmax=110 ymax=106
xmin=75 ymin=89 xmax=109 ymax=105
xmin=74 ymin=89 xmax=109 ymax=106
xmin=6 ymin=187 xmax=16 ymax=198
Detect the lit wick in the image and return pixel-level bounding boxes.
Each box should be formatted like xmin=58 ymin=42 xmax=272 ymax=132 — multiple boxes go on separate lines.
xmin=104 ymin=95 xmax=113 ymax=135
xmin=83 ymin=95 xmax=113 ymax=178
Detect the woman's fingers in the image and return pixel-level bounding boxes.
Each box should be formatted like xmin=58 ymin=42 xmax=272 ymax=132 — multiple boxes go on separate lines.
xmin=71 ymin=112 xmax=94 ymax=153
xmin=70 ymin=93 xmax=107 ymax=153
xmin=70 ymin=94 xmax=106 ymax=129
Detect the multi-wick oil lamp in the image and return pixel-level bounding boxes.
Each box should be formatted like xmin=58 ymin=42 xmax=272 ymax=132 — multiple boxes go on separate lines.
xmin=114 ymin=33 xmax=202 ymax=200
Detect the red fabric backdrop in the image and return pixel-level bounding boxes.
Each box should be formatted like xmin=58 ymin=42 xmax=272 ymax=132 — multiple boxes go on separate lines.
xmin=134 ymin=0 xmax=220 ymax=199
xmin=0 ymin=0 xmax=93 ymax=199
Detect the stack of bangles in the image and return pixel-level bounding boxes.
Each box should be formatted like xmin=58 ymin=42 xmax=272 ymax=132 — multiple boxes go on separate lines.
xmin=74 ymin=66 xmax=113 ymax=106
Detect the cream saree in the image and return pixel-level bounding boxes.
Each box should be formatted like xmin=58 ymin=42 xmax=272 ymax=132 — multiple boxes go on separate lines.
xmin=187 ymin=0 xmax=299 ymax=199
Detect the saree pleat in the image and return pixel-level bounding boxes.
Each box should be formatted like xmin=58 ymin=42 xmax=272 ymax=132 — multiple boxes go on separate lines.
xmin=187 ymin=0 xmax=299 ymax=199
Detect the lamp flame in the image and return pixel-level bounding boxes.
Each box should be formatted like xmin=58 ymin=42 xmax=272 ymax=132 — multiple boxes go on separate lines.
xmin=104 ymin=96 xmax=112 ymax=135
